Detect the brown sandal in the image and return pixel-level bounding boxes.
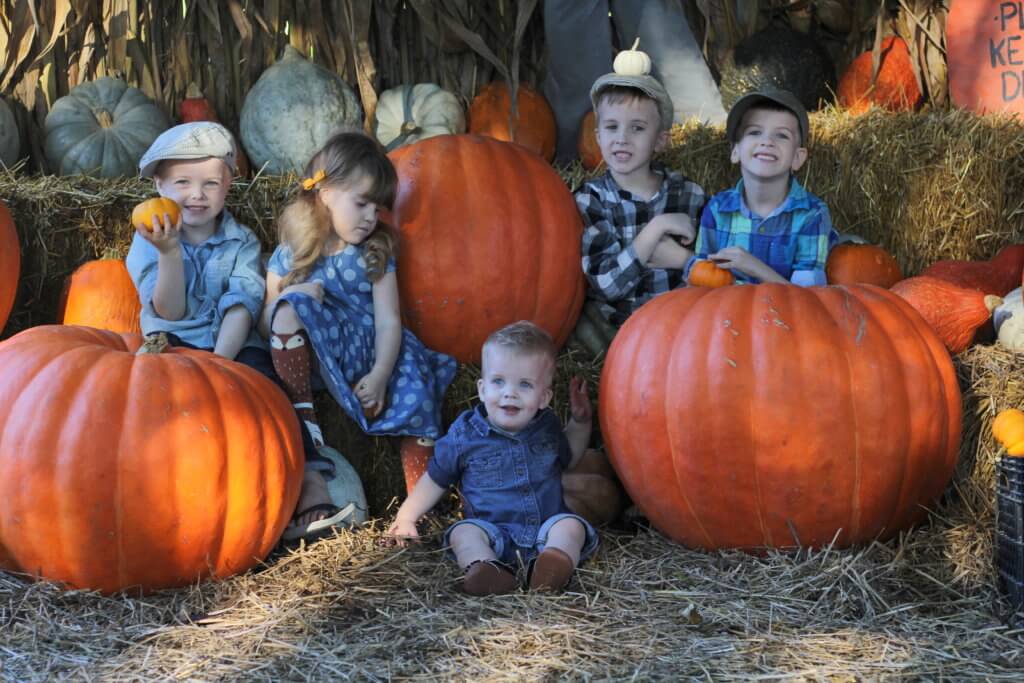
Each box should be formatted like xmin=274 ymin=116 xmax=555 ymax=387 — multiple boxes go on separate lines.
xmin=529 ymin=548 xmax=575 ymax=592
xmin=461 ymin=560 xmax=518 ymax=596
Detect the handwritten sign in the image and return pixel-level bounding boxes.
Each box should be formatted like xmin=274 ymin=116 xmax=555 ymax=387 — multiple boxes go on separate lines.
xmin=948 ymin=1 xmax=1024 ymax=113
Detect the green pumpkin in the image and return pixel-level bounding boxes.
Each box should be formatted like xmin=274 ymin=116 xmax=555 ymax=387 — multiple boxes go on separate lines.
xmin=44 ymin=77 xmax=171 ymax=177
xmin=240 ymin=46 xmax=363 ymax=174
xmin=373 ymin=83 xmax=465 ymax=151
xmin=0 ymin=98 xmax=19 ymax=168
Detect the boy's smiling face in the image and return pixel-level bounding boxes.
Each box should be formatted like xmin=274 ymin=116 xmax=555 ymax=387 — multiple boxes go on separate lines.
xmin=729 ymin=107 xmax=807 ymax=183
xmin=595 ymin=95 xmax=668 ymax=184
xmin=477 ymin=344 xmax=553 ymax=434
xmin=154 ymin=156 xmax=231 ymax=235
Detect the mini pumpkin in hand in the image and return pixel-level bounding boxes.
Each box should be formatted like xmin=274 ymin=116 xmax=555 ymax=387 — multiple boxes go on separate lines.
xmin=131 ymin=197 xmax=181 ymax=232
xmin=688 ymin=260 xmax=735 ymax=288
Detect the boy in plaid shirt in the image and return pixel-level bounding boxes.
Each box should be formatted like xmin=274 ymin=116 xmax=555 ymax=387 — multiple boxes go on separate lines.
xmin=577 ymin=49 xmax=706 ymax=326
xmin=689 ymin=89 xmax=838 ymax=285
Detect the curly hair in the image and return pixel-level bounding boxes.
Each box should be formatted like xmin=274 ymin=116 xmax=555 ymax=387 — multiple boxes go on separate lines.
xmin=278 ymin=130 xmax=399 ymax=289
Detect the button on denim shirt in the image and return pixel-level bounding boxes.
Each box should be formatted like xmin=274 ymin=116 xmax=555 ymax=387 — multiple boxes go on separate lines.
xmin=427 ymin=405 xmax=573 ymax=547
xmin=126 ymin=210 xmax=266 ymax=350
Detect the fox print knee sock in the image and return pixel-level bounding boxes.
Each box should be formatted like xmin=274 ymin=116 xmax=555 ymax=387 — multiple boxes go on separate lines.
xmin=270 ymin=330 xmax=322 ymax=446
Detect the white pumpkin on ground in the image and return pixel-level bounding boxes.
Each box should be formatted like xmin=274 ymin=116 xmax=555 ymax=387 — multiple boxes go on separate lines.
xmin=373 ymin=83 xmax=465 ymax=151
xmin=240 ymin=46 xmax=363 ymax=174
xmin=995 ymin=287 xmax=1024 ymax=352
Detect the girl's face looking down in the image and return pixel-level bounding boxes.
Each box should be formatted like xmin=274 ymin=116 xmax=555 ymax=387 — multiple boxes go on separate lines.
xmin=319 ymin=173 xmax=380 ymax=247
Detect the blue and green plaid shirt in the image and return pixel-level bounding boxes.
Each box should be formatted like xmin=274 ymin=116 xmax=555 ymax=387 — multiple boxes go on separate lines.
xmin=689 ymin=178 xmax=837 ymax=285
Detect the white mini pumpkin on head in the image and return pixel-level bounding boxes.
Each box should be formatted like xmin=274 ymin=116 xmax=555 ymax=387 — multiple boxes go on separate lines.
xmin=613 ymin=38 xmax=652 ymax=76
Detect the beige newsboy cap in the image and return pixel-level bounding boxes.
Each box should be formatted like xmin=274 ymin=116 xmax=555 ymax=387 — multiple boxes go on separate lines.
xmin=138 ymin=121 xmax=238 ymax=178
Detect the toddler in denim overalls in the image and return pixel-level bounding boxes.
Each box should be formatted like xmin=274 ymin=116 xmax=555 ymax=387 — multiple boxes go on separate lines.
xmin=388 ymin=321 xmax=599 ymax=595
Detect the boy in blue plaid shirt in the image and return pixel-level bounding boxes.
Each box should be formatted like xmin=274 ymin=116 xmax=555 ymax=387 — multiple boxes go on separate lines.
xmin=688 ymin=89 xmax=838 ymax=285
xmin=577 ymin=49 xmax=706 ymax=326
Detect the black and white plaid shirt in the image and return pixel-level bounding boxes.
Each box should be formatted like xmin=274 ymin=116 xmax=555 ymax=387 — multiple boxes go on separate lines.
xmin=577 ymin=164 xmax=706 ymax=325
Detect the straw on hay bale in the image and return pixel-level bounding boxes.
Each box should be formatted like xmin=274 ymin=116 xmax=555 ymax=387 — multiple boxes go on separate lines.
xmin=3 ymin=110 xmax=1024 ymax=678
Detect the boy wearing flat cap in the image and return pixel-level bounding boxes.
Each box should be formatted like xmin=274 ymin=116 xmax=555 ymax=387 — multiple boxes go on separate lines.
xmin=688 ymin=89 xmax=838 ymax=286
xmin=577 ymin=45 xmax=706 ymax=327
xmin=128 ymin=121 xmax=263 ymax=358
xmin=127 ymin=122 xmax=343 ymax=540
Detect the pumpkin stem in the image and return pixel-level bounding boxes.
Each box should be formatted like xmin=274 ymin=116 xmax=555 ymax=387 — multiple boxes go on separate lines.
xmin=186 ymin=82 xmax=204 ymax=99
xmin=136 ymin=332 xmax=170 ymax=355
xmin=96 ymin=110 xmax=114 ymax=128
xmin=400 ymin=120 xmax=420 ymax=135
xmin=984 ymin=295 xmax=1004 ymax=313
xmin=629 ymin=37 xmax=640 ymax=51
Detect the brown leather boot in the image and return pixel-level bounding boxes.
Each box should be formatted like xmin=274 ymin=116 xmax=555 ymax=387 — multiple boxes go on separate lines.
xmin=529 ymin=548 xmax=575 ymax=592
xmin=461 ymin=560 xmax=518 ymax=596
xmin=399 ymin=436 xmax=434 ymax=495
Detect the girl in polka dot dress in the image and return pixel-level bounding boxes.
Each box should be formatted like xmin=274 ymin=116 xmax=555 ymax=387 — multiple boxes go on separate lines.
xmin=260 ymin=132 xmax=457 ymax=533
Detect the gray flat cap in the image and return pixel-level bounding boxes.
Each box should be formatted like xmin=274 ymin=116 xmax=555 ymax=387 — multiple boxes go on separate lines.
xmin=590 ymin=73 xmax=675 ymax=131
xmin=138 ymin=121 xmax=238 ymax=178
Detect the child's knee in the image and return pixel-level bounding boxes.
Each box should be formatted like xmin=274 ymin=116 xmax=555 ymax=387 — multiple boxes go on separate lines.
xmin=550 ymin=516 xmax=586 ymax=543
xmin=270 ymin=301 xmax=300 ymax=331
xmin=449 ymin=523 xmax=490 ymax=551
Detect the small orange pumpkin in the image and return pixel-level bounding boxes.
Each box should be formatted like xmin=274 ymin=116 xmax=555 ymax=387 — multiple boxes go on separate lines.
xmin=890 ymin=275 xmax=1002 ymax=354
xmin=577 ymin=110 xmax=603 ymax=171
xmin=688 ymin=260 xmax=735 ymax=288
xmin=994 ymin=409 xmax=1024 ymax=456
xmin=131 ymin=197 xmax=181 ymax=232
xmin=59 ymin=259 xmax=141 ymax=334
xmin=825 ymin=243 xmax=903 ymax=288
xmin=468 ymin=82 xmax=557 ymax=161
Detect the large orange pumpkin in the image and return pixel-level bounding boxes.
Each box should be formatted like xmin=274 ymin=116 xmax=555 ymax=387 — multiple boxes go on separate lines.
xmin=0 ymin=200 xmax=18 ymax=332
xmin=468 ymin=82 xmax=556 ymax=161
xmin=59 ymin=258 xmax=142 ymax=334
xmin=825 ymin=243 xmax=903 ymax=288
xmin=837 ymin=36 xmax=922 ymax=115
xmin=0 ymin=326 xmax=304 ymax=593
xmin=388 ymin=134 xmax=585 ymax=363
xmin=599 ymin=284 xmax=961 ymax=550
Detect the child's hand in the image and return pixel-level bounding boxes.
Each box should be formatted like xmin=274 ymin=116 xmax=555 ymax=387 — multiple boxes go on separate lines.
xmin=354 ymin=369 xmax=388 ymax=418
xmin=137 ymin=210 xmax=182 ymax=254
xmin=281 ymin=281 xmax=324 ymax=302
xmin=710 ymin=246 xmax=774 ymax=281
xmin=386 ymin=517 xmax=420 ymax=546
xmin=656 ymin=213 xmax=696 ymax=246
xmin=569 ymin=375 xmax=592 ymax=424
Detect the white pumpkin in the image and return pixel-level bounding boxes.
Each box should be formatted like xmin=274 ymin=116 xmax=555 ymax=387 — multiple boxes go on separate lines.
xmin=373 ymin=83 xmax=465 ymax=151
xmin=240 ymin=46 xmax=363 ymax=175
xmin=320 ymin=447 xmax=368 ymax=525
xmin=613 ymin=38 xmax=652 ymax=76
xmin=995 ymin=287 xmax=1024 ymax=352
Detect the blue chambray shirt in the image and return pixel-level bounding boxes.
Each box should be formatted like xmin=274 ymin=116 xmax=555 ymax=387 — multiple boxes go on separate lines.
xmin=688 ymin=177 xmax=837 ymax=285
xmin=427 ymin=404 xmax=573 ymax=547
xmin=126 ymin=210 xmax=266 ymax=350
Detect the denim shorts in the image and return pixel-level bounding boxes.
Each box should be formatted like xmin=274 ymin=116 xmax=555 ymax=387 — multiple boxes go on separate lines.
xmin=443 ymin=513 xmax=599 ymax=569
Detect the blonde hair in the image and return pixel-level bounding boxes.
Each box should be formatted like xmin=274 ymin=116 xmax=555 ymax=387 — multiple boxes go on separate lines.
xmin=482 ymin=321 xmax=557 ymax=376
xmin=278 ymin=131 xmax=399 ymax=288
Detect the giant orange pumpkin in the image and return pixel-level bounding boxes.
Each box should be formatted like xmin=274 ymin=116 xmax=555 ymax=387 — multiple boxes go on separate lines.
xmin=468 ymin=82 xmax=556 ymax=161
xmin=59 ymin=258 xmax=141 ymax=334
xmin=599 ymin=284 xmax=961 ymax=550
xmin=388 ymin=134 xmax=585 ymax=363
xmin=0 ymin=199 xmax=19 ymax=332
xmin=0 ymin=325 xmax=304 ymax=593
xmin=837 ymin=36 xmax=922 ymax=115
